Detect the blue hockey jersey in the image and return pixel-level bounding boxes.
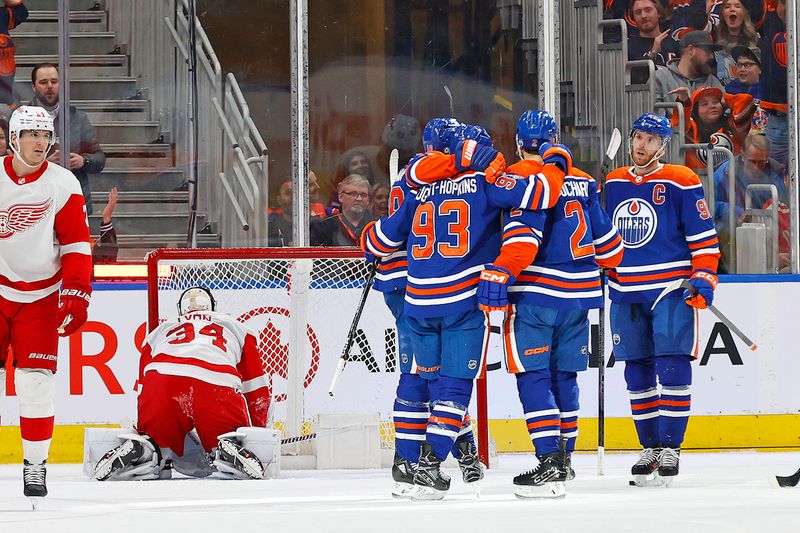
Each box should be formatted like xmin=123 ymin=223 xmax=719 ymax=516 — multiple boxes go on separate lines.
xmin=500 ymin=161 xmax=624 ymax=310
xmin=373 ymin=164 xmax=412 ymax=294
xmin=363 ymin=161 xmax=565 ymax=318
xmin=604 ymin=163 xmax=720 ymax=304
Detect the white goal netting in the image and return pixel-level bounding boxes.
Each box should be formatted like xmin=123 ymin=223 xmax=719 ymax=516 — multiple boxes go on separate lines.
xmin=148 ymin=248 xmax=400 ymax=451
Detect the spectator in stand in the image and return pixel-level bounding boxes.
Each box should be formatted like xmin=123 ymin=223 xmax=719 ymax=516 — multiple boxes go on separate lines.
xmin=757 ymin=0 xmax=787 ymax=164
xmin=725 ymin=45 xmax=761 ymax=99
xmin=371 ymin=182 xmax=390 ymax=219
xmin=311 ymin=174 xmax=374 ymax=246
xmin=92 ymin=186 xmax=119 ymax=264
xmin=32 ymin=63 xmax=106 ymax=215
xmin=0 ymin=115 xmax=10 ymax=154
xmin=267 ymin=173 xmax=326 ymax=247
xmin=329 ymin=149 xmax=375 ymax=210
xmin=655 ymin=31 xmax=723 ymax=117
xmin=712 ymin=0 xmax=760 ymax=85
xmin=0 ymin=1 xmax=27 ymax=108
xmin=670 ymin=0 xmax=763 ymax=42
xmin=670 ymin=85 xmax=755 ymax=170
xmin=713 ymin=134 xmax=784 ymax=271
xmin=628 ymin=0 xmax=678 ymax=83
xmin=343 ymin=114 xmax=421 ymax=189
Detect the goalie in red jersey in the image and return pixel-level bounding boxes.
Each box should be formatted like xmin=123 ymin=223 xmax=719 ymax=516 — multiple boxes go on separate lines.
xmin=93 ymin=287 xmax=272 ymax=481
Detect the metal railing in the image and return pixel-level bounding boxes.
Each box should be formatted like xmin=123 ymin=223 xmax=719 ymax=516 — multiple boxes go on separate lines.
xmin=744 ymin=184 xmax=780 ymax=273
xmin=164 ymin=0 xmax=269 ymax=247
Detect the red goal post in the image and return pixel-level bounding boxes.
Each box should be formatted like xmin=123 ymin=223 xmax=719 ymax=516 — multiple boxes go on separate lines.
xmin=146 ymin=247 xmax=490 ymax=466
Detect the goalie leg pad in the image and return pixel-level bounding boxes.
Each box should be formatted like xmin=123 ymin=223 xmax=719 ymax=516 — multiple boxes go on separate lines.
xmin=214 ymin=431 xmax=266 ymax=480
xmin=93 ymin=433 xmax=162 ymax=481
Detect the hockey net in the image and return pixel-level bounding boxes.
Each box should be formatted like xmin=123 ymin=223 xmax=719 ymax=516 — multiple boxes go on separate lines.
xmin=146 ymin=247 xmax=490 ymax=465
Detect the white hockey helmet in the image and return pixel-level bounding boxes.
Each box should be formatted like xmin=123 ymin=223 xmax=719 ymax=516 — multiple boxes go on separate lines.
xmin=9 ymin=105 xmax=56 ymax=163
xmin=177 ymin=286 xmax=216 ymax=315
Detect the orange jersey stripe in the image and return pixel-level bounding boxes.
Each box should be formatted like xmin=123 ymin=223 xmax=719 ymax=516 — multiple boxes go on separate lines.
xmin=609 ymin=269 xmax=692 ymax=283
xmin=406 ymin=277 xmax=479 ymax=296
xmin=516 ymin=275 xmax=601 ymax=290
xmin=596 ymin=235 xmax=623 ymax=254
xmin=688 ymin=237 xmax=719 ymax=250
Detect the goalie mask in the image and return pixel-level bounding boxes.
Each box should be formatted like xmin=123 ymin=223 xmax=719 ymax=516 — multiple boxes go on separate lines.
xmin=177 ymin=287 xmax=216 ymax=315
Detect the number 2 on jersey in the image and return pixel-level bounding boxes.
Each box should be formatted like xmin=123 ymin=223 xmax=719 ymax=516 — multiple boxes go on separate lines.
xmin=564 ymin=200 xmax=594 ymax=259
xmin=166 ymin=322 xmax=228 ymax=352
xmin=411 ymin=199 xmax=470 ymax=259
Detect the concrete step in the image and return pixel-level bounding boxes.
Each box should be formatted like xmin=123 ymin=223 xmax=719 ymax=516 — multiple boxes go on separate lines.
xmin=95 ymin=122 xmax=160 ymax=144
xmin=16 ymin=77 xmax=138 ymax=100
xmin=94 ymin=168 xmax=186 ymax=192
xmin=74 ymin=99 xmax=150 ymax=122
xmin=13 ymin=32 xmax=117 ymax=55
xmin=24 ymin=0 xmax=105 ymax=10
xmin=16 ymin=54 xmax=128 ymax=78
xmin=21 ymin=11 xmax=107 ymax=32
xmin=92 ymin=191 xmax=189 ymax=214
xmin=89 ymin=212 xmax=196 ymax=235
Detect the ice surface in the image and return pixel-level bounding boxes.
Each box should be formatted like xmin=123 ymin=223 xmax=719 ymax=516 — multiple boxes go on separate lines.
xmin=0 ymin=451 xmax=797 ymax=533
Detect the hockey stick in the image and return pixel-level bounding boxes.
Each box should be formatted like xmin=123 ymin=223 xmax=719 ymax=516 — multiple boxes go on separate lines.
xmin=597 ymin=127 xmax=622 ymax=476
xmin=389 ymin=148 xmax=400 ymax=185
xmin=328 ymin=259 xmax=380 ymax=396
xmin=444 ymin=85 xmax=454 ymax=117
xmin=652 ymin=280 xmax=758 ymax=350
xmin=280 ymin=424 xmax=365 ymax=445
xmin=775 ymin=467 xmax=800 ymax=487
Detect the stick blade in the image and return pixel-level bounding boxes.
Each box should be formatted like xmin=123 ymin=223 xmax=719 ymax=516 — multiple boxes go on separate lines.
xmin=389 ymin=148 xmax=400 ymax=185
xmin=776 ymin=468 xmax=800 ymax=487
xmin=606 ymin=128 xmax=622 ymax=160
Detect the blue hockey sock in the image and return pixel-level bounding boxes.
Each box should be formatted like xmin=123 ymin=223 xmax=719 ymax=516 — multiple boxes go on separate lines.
xmin=656 ymin=355 xmax=692 ymax=448
xmin=393 ymin=373 xmax=430 ymax=462
xmin=451 ymin=411 xmax=475 ymax=459
xmin=516 ymin=369 xmax=560 ymax=457
xmin=624 ymin=359 xmax=660 ymax=448
xmin=552 ymin=370 xmax=579 ymax=453
xmin=426 ymin=375 xmax=473 ymax=461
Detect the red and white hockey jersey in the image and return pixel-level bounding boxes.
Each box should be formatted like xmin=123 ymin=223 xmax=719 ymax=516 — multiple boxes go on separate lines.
xmin=139 ymin=311 xmax=271 ymax=426
xmin=0 ymin=156 xmax=92 ymax=303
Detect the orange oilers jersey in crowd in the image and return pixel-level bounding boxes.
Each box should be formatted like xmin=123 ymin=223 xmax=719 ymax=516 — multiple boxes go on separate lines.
xmin=497 ymin=161 xmax=624 ymax=310
xmin=0 ymin=156 xmax=92 ymax=303
xmin=139 ymin=311 xmax=271 ymax=426
xmin=364 ymin=156 xmax=565 ymax=318
xmin=604 ymin=163 xmax=720 ymax=304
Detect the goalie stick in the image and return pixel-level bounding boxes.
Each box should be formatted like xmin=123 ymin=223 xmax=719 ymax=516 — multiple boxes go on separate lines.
xmin=597 ymin=127 xmax=622 ymax=476
xmin=775 ymin=467 xmax=800 ymax=488
xmin=280 ymin=424 xmax=365 ymax=445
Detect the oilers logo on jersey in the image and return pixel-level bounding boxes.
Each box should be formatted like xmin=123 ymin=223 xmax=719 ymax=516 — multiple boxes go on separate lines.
xmin=612 ymin=198 xmax=657 ymax=249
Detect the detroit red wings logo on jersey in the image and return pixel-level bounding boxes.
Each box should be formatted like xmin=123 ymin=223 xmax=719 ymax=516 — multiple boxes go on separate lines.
xmin=0 ymin=198 xmax=53 ymax=239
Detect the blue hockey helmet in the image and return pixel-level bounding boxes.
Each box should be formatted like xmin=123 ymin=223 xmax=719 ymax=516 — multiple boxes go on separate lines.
xmin=449 ymin=124 xmax=493 ymax=152
xmin=630 ymin=113 xmax=672 ymax=143
xmin=422 ymin=117 xmax=462 ymax=153
xmin=516 ymin=110 xmax=558 ymax=152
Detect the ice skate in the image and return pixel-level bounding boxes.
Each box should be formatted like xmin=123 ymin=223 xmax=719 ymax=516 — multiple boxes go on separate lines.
xmin=391 ymin=453 xmax=416 ymax=499
xmin=23 ymin=460 xmax=47 ymax=510
xmin=658 ymin=447 xmax=680 ymax=487
xmin=629 ymin=447 xmax=664 ymax=487
xmin=94 ymin=438 xmax=151 ymax=481
xmin=513 ymin=452 xmax=567 ymax=499
xmin=412 ymin=442 xmax=450 ymax=501
xmin=455 ymin=439 xmax=484 ymax=496
xmin=560 ymin=437 xmax=575 ymax=481
xmin=214 ymin=436 xmax=265 ymax=480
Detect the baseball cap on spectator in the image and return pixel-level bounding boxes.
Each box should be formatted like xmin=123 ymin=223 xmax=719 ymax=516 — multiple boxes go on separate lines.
xmin=679 ymin=31 xmax=723 ymax=52
xmin=731 ymin=45 xmax=761 ymax=66
xmin=692 ymin=85 xmax=724 ymax=102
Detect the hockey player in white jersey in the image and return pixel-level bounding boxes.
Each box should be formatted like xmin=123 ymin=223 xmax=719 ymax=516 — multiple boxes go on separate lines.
xmin=93 ymin=287 xmax=272 ymax=481
xmin=0 ymin=105 xmax=93 ymax=507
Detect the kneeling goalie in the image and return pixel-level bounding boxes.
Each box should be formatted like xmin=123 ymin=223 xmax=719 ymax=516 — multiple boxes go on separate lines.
xmin=93 ymin=287 xmax=272 ymax=481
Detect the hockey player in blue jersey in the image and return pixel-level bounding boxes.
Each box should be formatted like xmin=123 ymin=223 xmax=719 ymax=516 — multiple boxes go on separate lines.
xmin=479 ymin=110 xmax=624 ymax=498
xmin=372 ymin=118 xmax=485 ymax=498
xmin=362 ymin=125 xmax=569 ymax=500
xmin=605 ymin=113 xmax=720 ymax=487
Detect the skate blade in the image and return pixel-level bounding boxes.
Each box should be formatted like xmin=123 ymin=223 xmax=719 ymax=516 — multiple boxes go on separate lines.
xmin=629 ymin=473 xmax=664 ymax=487
xmin=391 ymin=481 xmax=416 ymax=499
xmin=29 ymin=497 xmax=43 ymax=511
xmin=411 ymin=485 xmax=447 ymax=501
xmin=514 ymin=481 xmax=566 ymax=499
